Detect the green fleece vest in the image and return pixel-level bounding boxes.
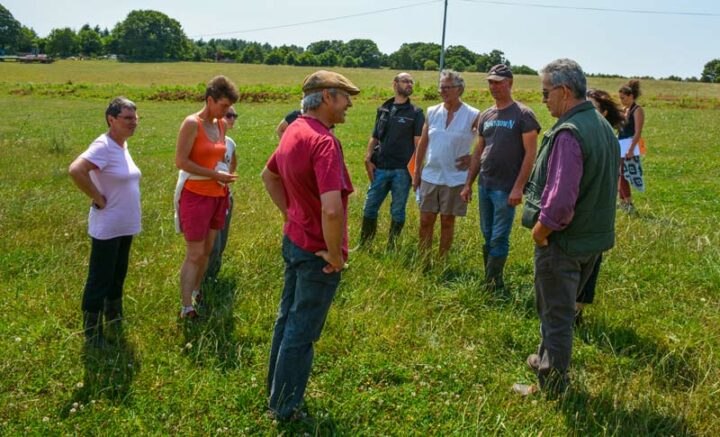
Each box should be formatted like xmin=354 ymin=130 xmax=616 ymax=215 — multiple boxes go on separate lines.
xmin=521 ymin=101 xmax=619 ymax=255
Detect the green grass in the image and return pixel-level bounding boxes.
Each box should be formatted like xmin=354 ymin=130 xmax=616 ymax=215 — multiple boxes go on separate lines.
xmin=1 ymin=62 xmax=719 ymax=435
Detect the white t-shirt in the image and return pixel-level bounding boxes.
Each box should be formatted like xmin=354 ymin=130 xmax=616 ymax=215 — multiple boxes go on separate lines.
xmin=80 ymin=133 xmax=142 ymax=240
xmin=421 ymin=102 xmax=480 ymax=187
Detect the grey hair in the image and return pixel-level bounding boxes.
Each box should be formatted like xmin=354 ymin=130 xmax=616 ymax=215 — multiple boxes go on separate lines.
xmin=105 ymin=96 xmax=136 ymax=126
xmin=439 ymin=69 xmax=465 ymax=95
xmin=540 ymin=58 xmax=587 ymax=99
xmin=301 ymin=88 xmax=339 ymax=113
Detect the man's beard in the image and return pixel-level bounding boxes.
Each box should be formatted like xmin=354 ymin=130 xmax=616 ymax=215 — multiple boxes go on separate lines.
xmin=398 ymin=88 xmax=413 ymax=97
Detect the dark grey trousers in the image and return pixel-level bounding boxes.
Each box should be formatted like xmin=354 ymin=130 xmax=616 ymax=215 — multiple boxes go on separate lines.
xmin=534 ymin=241 xmax=600 ymax=390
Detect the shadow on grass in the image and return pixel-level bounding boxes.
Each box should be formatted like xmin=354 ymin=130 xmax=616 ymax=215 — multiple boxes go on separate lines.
xmin=576 ymin=317 xmax=701 ymax=389
xmin=181 ymin=275 xmax=255 ymax=370
xmin=558 ymin=387 xmax=694 ymax=436
xmin=61 ymin=329 xmax=139 ymax=417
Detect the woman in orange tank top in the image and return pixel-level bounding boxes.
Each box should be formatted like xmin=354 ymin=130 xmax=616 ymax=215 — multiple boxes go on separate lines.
xmin=175 ymin=75 xmax=239 ymax=319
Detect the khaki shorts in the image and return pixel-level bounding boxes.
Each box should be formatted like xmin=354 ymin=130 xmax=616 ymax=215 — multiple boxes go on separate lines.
xmin=419 ymin=181 xmax=468 ymax=216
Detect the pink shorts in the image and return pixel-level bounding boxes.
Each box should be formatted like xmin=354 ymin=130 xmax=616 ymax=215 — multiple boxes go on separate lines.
xmin=179 ymin=188 xmax=228 ymax=241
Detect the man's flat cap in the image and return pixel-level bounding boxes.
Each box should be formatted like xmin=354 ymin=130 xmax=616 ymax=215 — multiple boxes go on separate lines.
xmin=487 ymin=64 xmax=513 ymax=81
xmin=302 ymin=70 xmax=360 ymax=95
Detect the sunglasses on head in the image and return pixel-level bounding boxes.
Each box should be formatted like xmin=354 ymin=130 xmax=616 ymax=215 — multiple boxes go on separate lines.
xmin=225 ymin=113 xmax=238 ymax=119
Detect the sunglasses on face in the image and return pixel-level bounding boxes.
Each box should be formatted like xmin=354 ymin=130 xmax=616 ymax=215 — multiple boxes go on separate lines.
xmin=542 ymin=85 xmax=563 ymax=99
xmin=225 ymin=113 xmax=238 ymax=119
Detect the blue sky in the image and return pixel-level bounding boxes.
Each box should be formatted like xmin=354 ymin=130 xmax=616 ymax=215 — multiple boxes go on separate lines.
xmin=5 ymin=0 xmax=719 ymax=78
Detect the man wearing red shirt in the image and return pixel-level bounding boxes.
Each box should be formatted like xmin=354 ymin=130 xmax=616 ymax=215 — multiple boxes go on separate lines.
xmin=261 ymin=70 xmax=359 ymax=422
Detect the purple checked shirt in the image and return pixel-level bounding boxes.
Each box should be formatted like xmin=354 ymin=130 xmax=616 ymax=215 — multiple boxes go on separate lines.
xmin=538 ymin=130 xmax=583 ymax=231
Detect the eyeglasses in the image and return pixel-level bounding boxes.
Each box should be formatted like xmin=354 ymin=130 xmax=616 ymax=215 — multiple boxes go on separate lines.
xmin=438 ymin=85 xmax=460 ymax=92
xmin=398 ymin=79 xmax=414 ymax=84
xmin=225 ymin=113 xmax=238 ymax=119
xmin=542 ymin=85 xmax=563 ymax=99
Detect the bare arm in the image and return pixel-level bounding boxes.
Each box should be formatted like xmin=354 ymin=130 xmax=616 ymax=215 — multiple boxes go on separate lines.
xmin=412 ymin=122 xmax=430 ymax=191
xmin=364 ymin=137 xmax=379 ymax=182
xmin=628 ymin=106 xmax=645 ymax=157
xmin=175 ymin=116 xmax=236 ymax=183
xmin=275 ymin=119 xmax=289 ymax=139
xmin=460 ymin=135 xmax=485 ymax=202
xmin=261 ymin=166 xmax=287 ymax=221
xmin=230 ymin=151 xmax=237 ymax=174
xmin=508 ymin=130 xmax=538 ymax=206
xmin=68 ymin=157 xmax=106 ymax=209
xmin=316 ymin=190 xmax=345 ymax=273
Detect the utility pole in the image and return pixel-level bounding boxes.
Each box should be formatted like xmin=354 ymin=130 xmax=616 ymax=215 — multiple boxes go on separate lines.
xmin=439 ymin=0 xmax=448 ymax=74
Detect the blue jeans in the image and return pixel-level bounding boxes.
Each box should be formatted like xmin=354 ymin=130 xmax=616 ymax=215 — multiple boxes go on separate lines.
xmin=362 ymin=168 xmax=412 ymax=222
xmin=267 ymin=236 xmax=341 ymax=419
xmin=478 ymin=186 xmax=516 ymax=258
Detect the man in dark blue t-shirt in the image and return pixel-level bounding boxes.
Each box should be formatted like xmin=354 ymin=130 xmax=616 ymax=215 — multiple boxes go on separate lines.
xmin=461 ymin=64 xmax=540 ymax=290
xmin=360 ymin=72 xmax=425 ymax=248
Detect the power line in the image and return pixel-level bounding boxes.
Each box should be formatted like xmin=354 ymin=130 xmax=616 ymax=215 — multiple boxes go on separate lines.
xmin=189 ymin=0 xmax=442 ymax=39
xmin=458 ymin=0 xmax=720 ymax=17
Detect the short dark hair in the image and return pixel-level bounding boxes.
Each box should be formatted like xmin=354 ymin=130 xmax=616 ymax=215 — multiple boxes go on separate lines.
xmin=105 ymin=96 xmax=136 ymax=127
xmin=586 ymin=89 xmax=624 ymax=129
xmin=205 ymin=75 xmax=239 ymax=103
xmin=619 ymin=79 xmax=641 ymax=99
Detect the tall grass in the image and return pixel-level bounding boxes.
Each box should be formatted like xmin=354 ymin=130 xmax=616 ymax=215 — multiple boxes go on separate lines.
xmin=0 ymin=63 xmax=719 ymax=435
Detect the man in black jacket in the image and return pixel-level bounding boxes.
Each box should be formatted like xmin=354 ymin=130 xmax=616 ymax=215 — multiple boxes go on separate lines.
xmin=360 ymin=72 xmax=425 ymax=248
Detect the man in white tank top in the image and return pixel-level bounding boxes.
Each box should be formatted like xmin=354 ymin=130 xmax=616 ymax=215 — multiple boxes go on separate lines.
xmin=413 ymin=70 xmax=480 ymax=259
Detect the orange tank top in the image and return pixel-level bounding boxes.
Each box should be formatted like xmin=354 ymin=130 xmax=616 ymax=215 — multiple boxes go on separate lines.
xmin=184 ymin=115 xmax=228 ymax=197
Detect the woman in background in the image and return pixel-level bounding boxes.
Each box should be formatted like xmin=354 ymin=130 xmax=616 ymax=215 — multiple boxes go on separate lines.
xmin=575 ymin=89 xmax=625 ymax=325
xmin=617 ymin=79 xmax=646 ymax=214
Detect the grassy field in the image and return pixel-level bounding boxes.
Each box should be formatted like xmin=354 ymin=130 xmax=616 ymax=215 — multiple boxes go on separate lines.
xmin=1 ymin=62 xmax=719 ymax=435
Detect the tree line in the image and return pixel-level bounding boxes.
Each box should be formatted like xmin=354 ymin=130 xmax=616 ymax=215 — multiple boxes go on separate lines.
xmin=1 ymin=5 xmax=718 ymax=81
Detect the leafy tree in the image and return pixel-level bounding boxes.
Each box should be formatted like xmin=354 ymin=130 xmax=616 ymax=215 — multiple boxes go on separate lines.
xmin=317 ymin=50 xmax=339 ymax=67
xmin=298 ymin=51 xmax=318 ymax=66
xmin=341 ymin=55 xmax=359 ymax=68
xmin=239 ymin=43 xmax=264 ymax=64
xmin=424 ymin=59 xmax=439 ymax=71
xmin=388 ymin=42 xmax=441 ymax=70
xmin=511 ymin=64 xmax=538 ymax=75
xmin=701 ymin=59 xmax=720 ymax=83
xmin=307 ymin=40 xmax=345 ymax=56
xmin=445 ymin=45 xmax=476 ymax=67
xmin=285 ymin=51 xmax=299 ymax=65
xmin=113 ymin=10 xmax=190 ymax=61
xmin=78 ymin=24 xmax=103 ymax=57
xmin=662 ymin=75 xmax=683 ymax=82
xmin=45 ymin=27 xmax=79 ymax=57
xmin=345 ymin=39 xmax=381 ymax=68
xmin=264 ymin=49 xmax=285 ymax=65
xmin=16 ymin=26 xmax=38 ymax=53
xmin=476 ymin=49 xmax=509 ymax=72
xmin=0 ymin=4 xmax=21 ymax=53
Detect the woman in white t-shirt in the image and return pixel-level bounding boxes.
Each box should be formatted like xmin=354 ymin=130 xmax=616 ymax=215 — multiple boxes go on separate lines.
xmin=204 ymin=105 xmax=238 ymax=280
xmin=413 ymin=70 xmax=480 ymax=258
xmin=69 ymin=97 xmax=141 ymax=348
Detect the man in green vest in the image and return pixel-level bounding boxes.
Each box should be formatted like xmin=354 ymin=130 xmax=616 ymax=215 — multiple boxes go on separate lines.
xmin=513 ymin=59 xmax=619 ymax=396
